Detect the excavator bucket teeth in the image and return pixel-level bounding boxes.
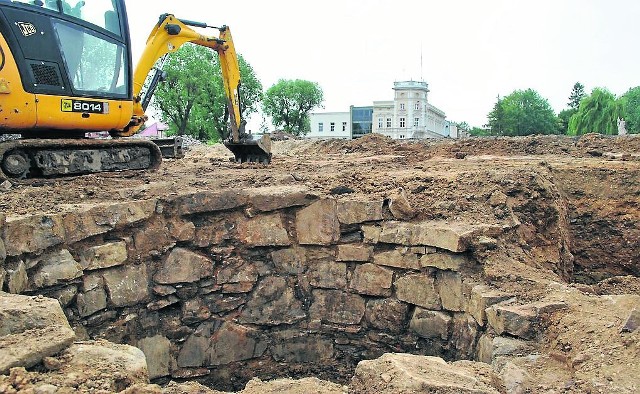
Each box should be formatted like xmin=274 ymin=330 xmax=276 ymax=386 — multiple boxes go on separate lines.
xmin=224 ymin=135 xmax=272 ymax=164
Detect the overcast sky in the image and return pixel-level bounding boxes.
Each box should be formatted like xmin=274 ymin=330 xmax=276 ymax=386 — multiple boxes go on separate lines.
xmin=124 ymin=0 xmax=640 ymax=128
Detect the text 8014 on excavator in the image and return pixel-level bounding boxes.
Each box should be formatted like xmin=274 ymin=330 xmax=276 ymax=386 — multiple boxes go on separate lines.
xmin=0 ymin=0 xmax=271 ymax=179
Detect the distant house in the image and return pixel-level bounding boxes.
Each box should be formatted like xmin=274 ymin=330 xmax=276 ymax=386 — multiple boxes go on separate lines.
xmin=139 ymin=122 xmax=170 ymax=138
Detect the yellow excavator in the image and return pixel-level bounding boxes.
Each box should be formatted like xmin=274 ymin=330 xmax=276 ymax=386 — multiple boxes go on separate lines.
xmin=0 ymin=0 xmax=271 ymax=179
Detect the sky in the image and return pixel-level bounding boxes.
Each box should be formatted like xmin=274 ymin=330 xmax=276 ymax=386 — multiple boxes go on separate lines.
xmin=123 ymin=0 xmax=640 ymax=128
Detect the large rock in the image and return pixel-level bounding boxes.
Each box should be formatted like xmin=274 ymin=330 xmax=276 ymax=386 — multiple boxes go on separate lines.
xmin=242 ymin=377 xmax=346 ymax=394
xmin=239 ymin=277 xmax=306 ymax=325
xmin=236 ymin=213 xmax=291 ymax=247
xmin=476 ymin=334 xmax=534 ymax=364
xmin=271 ymin=332 xmax=334 ymax=363
xmin=486 ymin=303 xmax=537 ymax=340
xmin=351 ymin=353 xmax=501 ymax=393
xmin=420 ymin=253 xmax=469 ymax=271
xmin=351 ymin=263 xmax=393 ymax=296
xmin=0 ymin=293 xmax=75 ymax=374
xmin=177 ymin=322 xmax=266 ymax=367
xmin=308 ymin=261 xmax=348 ymax=289
xmin=309 ymin=290 xmax=366 ymax=325
xmin=374 ymin=249 xmax=420 ymax=270
xmin=3 ymin=214 xmax=65 ymax=256
xmin=76 ymin=274 xmax=107 ymax=317
xmin=6 ymin=261 xmax=27 ymax=294
xmin=436 ymin=271 xmax=465 ymax=312
xmin=168 ymin=189 xmax=248 ymax=216
xmin=365 ymin=299 xmax=409 ymax=333
xmin=451 ymin=314 xmax=480 ymax=359
xmin=271 ymin=247 xmax=307 ymax=274
xmin=154 ymin=248 xmax=213 ymax=284
xmin=138 ymin=335 xmax=172 ymax=379
xmin=63 ymin=199 xmax=156 ymax=243
xmin=30 ymin=249 xmax=83 ymax=289
xmin=103 ymin=264 xmax=150 ymax=307
xmin=0 ymin=237 xmax=6 ymax=263
xmin=336 ymin=244 xmax=373 ymax=262
xmin=467 ymin=285 xmax=514 ymax=326
xmin=80 ymin=241 xmax=128 ymax=271
xmin=245 ymin=185 xmax=316 ymax=213
xmin=336 ymin=199 xmax=384 ymax=225
xmin=395 ymin=273 xmax=442 ymax=310
xmin=410 ymin=308 xmax=451 ymax=340
xmin=296 ymin=200 xmax=340 ymax=245
xmin=387 ymin=189 xmax=416 ymax=220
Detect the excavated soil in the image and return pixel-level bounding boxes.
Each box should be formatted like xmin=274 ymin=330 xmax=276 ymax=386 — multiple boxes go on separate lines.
xmin=1 ymin=133 xmax=639 ymax=393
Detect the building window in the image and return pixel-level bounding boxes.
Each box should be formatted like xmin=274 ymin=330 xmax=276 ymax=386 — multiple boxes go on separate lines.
xmin=386 ymin=118 xmax=392 ymax=128
xmin=330 ymin=122 xmax=335 ymax=132
xmin=399 ymin=135 xmax=405 ymax=139
xmin=415 ymin=102 xmax=420 ymax=110
xmin=378 ymin=117 xmax=383 ymax=128
xmin=318 ymin=123 xmax=323 ymax=132
xmin=400 ymin=103 xmax=405 ymax=110
xmin=342 ymin=122 xmax=347 ymax=132
xmin=400 ymin=117 xmax=406 ymax=128
xmin=414 ymin=117 xmax=420 ymax=127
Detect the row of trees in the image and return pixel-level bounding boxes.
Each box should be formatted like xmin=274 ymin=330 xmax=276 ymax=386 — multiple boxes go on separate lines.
xmin=151 ymin=44 xmax=323 ymax=142
xmin=468 ymin=83 xmax=640 ymax=136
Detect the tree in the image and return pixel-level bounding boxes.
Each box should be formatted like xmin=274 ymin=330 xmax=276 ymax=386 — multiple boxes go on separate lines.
xmin=262 ymin=79 xmax=324 ymax=135
xmin=151 ymin=44 xmax=262 ymax=142
xmin=568 ymin=88 xmax=623 ymax=135
xmin=487 ymin=89 xmax=557 ymax=136
xmin=568 ymin=82 xmax=586 ymax=110
xmin=620 ymin=86 xmax=640 ymax=134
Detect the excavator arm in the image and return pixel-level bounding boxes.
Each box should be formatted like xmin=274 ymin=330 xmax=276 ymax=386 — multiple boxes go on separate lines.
xmin=116 ymin=14 xmax=271 ymax=163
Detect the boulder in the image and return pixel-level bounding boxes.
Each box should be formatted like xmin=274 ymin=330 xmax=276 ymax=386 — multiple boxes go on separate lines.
xmin=6 ymin=261 xmax=27 ymax=294
xmin=621 ymin=308 xmax=639 ymax=333
xmin=3 ymin=215 xmax=65 ymax=256
xmin=245 ymin=185 xmax=316 ymax=213
xmin=154 ymin=248 xmax=213 ymax=284
xmin=467 ymin=285 xmax=514 ymax=326
xmin=271 ymin=247 xmax=307 ymax=274
xmin=410 ymin=308 xmax=451 ymax=340
xmin=80 ymin=241 xmax=128 ymax=271
xmin=168 ymin=189 xmax=247 ymax=216
xmin=271 ymin=332 xmax=334 ymax=363
xmin=236 ymin=212 xmax=291 ymax=247
xmin=296 ymin=200 xmax=340 ymax=245
xmin=420 ymin=253 xmax=469 ymax=271
xmin=308 ymin=261 xmax=348 ymax=289
xmin=395 ymin=273 xmax=442 ymax=310
xmin=365 ymin=299 xmax=409 ymax=333
xmin=239 ymin=277 xmax=306 ymax=325
xmin=476 ymin=334 xmax=534 ymax=364
xmin=30 ymin=249 xmax=83 ymax=289
xmin=138 ymin=335 xmax=172 ymax=379
xmin=77 ymin=274 xmax=107 ymax=317
xmin=0 ymin=293 xmax=75 ymax=374
xmin=103 ymin=264 xmax=150 ymax=307
xmin=62 ymin=199 xmax=156 ymax=243
xmin=362 ymin=225 xmax=382 ymax=244
xmin=350 ymin=263 xmax=393 ymax=296
xmin=336 ymin=244 xmax=373 ymax=262
xmin=387 ymin=189 xmax=416 ymax=220
xmin=373 ymin=249 xmax=420 ymax=270
xmin=486 ymin=304 xmax=537 ymax=340
xmin=309 ymin=289 xmax=366 ymax=325
xmin=351 ymin=353 xmax=501 ymax=393
xmin=436 ymin=271 xmax=465 ymax=312
xmin=336 ymin=199 xmax=384 ymax=225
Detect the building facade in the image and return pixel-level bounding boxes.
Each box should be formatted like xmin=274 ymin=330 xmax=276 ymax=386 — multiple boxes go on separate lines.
xmin=372 ymin=81 xmax=447 ymax=139
xmin=306 ymin=112 xmax=351 ymax=139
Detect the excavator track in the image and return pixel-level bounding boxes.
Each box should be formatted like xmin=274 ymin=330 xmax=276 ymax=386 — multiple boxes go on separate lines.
xmin=0 ymin=138 xmax=162 ymax=180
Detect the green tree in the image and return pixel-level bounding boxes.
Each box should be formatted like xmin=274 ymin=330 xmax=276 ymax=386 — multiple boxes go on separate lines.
xmin=557 ymin=109 xmax=575 ymax=134
xmin=151 ymin=44 xmax=262 ymax=142
xmin=620 ymin=86 xmax=640 ymax=134
xmin=487 ymin=89 xmax=557 ymax=136
xmin=568 ymin=82 xmax=586 ymax=110
xmin=568 ymin=88 xmax=623 ymax=135
xmin=262 ymin=79 xmax=324 ymax=135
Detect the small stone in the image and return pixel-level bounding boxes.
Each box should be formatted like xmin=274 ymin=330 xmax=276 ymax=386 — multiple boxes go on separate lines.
xmin=0 ymin=180 xmax=12 ymax=191
xmin=621 ymin=309 xmax=639 ymax=333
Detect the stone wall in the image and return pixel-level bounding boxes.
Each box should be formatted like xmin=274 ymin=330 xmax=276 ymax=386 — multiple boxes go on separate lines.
xmin=0 ymin=185 xmax=549 ymax=390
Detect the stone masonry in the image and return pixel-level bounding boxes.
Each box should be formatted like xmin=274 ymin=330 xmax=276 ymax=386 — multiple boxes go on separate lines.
xmin=0 ymin=185 xmax=546 ymax=387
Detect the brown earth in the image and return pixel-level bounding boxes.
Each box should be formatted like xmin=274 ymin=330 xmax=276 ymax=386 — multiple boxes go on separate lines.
xmin=1 ymin=133 xmax=639 ymax=393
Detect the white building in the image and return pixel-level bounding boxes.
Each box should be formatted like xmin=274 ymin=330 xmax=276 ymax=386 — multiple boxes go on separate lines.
xmin=372 ymin=81 xmax=447 ymax=139
xmin=307 ymin=112 xmax=351 ymax=139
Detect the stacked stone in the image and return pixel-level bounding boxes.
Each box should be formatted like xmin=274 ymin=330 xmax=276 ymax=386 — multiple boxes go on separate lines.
xmin=0 ymin=185 xmax=552 ymax=383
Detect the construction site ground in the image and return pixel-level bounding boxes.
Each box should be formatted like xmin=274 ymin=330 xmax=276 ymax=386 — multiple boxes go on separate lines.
xmin=1 ymin=133 xmax=639 ymax=393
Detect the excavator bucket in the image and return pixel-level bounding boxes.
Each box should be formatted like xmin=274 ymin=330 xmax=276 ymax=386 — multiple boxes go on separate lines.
xmin=224 ymin=134 xmax=272 ymax=164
